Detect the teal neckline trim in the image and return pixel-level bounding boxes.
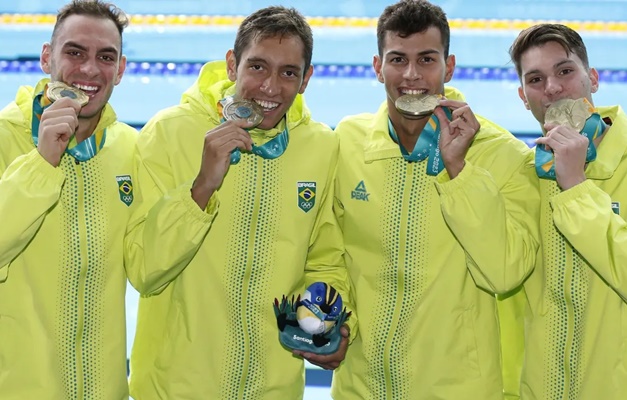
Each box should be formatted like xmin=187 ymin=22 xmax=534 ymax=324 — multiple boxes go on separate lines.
xmin=388 ymin=107 xmax=452 ymax=176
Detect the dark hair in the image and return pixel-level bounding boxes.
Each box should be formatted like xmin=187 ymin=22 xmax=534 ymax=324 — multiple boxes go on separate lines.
xmin=233 ymin=6 xmax=313 ymax=73
xmin=377 ymin=0 xmax=450 ymax=57
xmin=509 ymin=23 xmax=590 ymax=79
xmin=52 ymin=0 xmax=128 ymax=53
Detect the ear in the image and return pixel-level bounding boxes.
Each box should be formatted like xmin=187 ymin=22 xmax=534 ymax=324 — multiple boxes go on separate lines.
xmin=589 ymin=67 xmax=599 ymax=94
xmin=444 ymin=54 xmax=456 ymax=83
xmin=373 ymin=54 xmax=384 ymax=83
xmin=114 ymin=54 xmax=127 ymax=86
xmin=518 ymin=86 xmax=530 ymax=110
xmin=298 ymin=65 xmax=313 ymax=94
xmin=226 ymin=49 xmax=237 ymax=82
xmin=40 ymin=43 xmax=52 ymax=74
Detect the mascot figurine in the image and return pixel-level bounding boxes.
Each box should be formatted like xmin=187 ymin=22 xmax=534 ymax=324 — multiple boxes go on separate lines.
xmin=273 ymin=282 xmax=351 ymax=355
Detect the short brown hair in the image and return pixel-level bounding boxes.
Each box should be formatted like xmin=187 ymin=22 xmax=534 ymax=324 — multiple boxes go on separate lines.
xmin=509 ymin=23 xmax=589 ymax=79
xmin=233 ymin=6 xmax=313 ymax=74
xmin=52 ymin=0 xmax=129 ymax=53
xmin=377 ymin=0 xmax=450 ymax=58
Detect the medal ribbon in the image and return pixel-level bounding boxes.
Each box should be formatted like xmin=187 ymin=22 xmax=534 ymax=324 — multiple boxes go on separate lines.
xmin=388 ymin=107 xmax=452 ymax=176
xmin=218 ymin=97 xmax=289 ymax=165
xmin=535 ymin=112 xmax=607 ymax=180
xmin=31 ymin=89 xmax=106 ymax=162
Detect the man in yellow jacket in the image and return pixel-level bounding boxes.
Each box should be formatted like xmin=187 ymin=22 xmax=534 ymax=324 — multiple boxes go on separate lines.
xmin=0 ymin=1 xmax=137 ymax=399
xmin=126 ymin=6 xmax=354 ymax=400
xmin=329 ymin=1 xmax=540 ymax=399
xmin=510 ymin=23 xmax=627 ymax=400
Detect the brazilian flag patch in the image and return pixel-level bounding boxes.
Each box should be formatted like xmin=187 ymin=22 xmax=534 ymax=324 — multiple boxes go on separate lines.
xmin=116 ymin=175 xmax=134 ymax=207
xmin=297 ymin=181 xmax=316 ymax=213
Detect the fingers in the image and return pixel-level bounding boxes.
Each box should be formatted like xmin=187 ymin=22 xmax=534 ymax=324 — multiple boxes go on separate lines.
xmin=292 ymin=324 xmax=350 ymax=370
xmin=46 ymin=96 xmax=82 ymax=114
xmin=206 ymin=122 xmax=253 ymax=151
xmin=435 ymin=100 xmax=480 ymax=136
xmin=433 ymin=107 xmax=450 ymax=128
xmin=209 ymin=131 xmax=253 ymax=153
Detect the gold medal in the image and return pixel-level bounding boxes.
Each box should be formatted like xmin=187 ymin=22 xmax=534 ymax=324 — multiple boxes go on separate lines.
xmin=395 ymin=94 xmax=440 ymax=118
xmin=545 ymin=98 xmax=593 ymax=132
xmin=46 ymin=81 xmax=89 ymax=107
xmin=222 ymin=98 xmax=264 ymax=128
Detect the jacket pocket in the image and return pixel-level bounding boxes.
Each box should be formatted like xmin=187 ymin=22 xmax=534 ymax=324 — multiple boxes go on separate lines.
xmin=154 ymin=301 xmax=184 ymax=371
xmin=462 ymin=307 xmax=481 ymax=378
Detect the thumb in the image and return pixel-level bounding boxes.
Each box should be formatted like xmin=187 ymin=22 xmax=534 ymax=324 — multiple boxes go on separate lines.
xmin=340 ymin=324 xmax=350 ymax=338
xmin=433 ymin=107 xmax=450 ymax=135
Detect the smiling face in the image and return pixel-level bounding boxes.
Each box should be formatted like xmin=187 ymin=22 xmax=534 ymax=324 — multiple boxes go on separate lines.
xmin=373 ymin=27 xmax=455 ymax=122
xmin=517 ymin=40 xmax=598 ymax=126
xmin=40 ymin=14 xmax=126 ymax=122
xmin=226 ymin=34 xmax=313 ymax=131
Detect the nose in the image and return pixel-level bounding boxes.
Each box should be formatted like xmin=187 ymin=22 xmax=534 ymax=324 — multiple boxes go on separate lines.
xmin=260 ymin=73 xmax=280 ymax=96
xmin=79 ymin=58 xmax=99 ymax=77
xmin=544 ymin=76 xmax=562 ymax=96
xmin=403 ymin=63 xmax=421 ymax=80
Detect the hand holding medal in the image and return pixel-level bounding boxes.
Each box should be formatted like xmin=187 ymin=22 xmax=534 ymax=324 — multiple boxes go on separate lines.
xmin=36 ymin=81 xmax=88 ymax=167
xmin=535 ymin=98 xmax=602 ymax=189
xmin=190 ymin=97 xmax=255 ymax=210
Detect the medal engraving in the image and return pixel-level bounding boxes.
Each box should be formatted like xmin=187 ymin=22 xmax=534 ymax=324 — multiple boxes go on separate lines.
xmin=46 ymin=81 xmax=89 ymax=107
xmin=395 ymin=94 xmax=440 ymax=118
xmin=545 ymin=98 xmax=593 ymax=132
xmin=222 ymin=99 xmax=264 ymax=128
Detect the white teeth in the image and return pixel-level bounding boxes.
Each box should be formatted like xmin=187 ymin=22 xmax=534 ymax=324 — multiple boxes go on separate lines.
xmin=401 ymin=89 xmax=427 ymax=95
xmin=72 ymin=84 xmax=98 ymax=92
xmin=254 ymin=99 xmax=279 ymax=110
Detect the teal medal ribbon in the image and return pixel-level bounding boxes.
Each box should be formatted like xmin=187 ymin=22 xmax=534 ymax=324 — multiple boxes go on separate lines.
xmin=535 ymin=113 xmax=607 ymax=180
xmin=218 ymin=97 xmax=289 ymax=165
xmin=31 ymin=92 xmax=106 ymax=162
xmin=388 ymin=107 xmax=452 ymax=175
xmin=228 ymin=125 xmax=289 ymax=164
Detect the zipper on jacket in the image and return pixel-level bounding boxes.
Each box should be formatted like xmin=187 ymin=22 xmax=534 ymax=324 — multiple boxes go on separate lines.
xmin=561 ymin=247 xmax=575 ymax=399
xmin=73 ymin=160 xmax=88 ymax=399
xmin=237 ymin=157 xmax=263 ymax=398
xmin=383 ymin=162 xmax=414 ymax=399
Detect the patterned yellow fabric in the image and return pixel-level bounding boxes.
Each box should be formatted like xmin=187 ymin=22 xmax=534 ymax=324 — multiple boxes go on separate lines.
xmin=0 ymin=78 xmax=137 ymax=399
xmin=126 ymin=61 xmax=354 ymax=400
xmin=330 ymin=89 xmax=540 ymax=399
xmin=521 ymin=106 xmax=627 ymax=400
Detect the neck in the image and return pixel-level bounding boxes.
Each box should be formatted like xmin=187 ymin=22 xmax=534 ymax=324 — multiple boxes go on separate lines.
xmin=75 ymin=117 xmax=99 ymax=143
xmin=389 ymin=108 xmax=430 ymax=152
xmin=594 ymin=122 xmax=611 ymax=148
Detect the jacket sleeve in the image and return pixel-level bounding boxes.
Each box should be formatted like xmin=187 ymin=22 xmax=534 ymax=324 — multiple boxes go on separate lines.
xmin=434 ymin=154 xmax=540 ymax=294
xmin=551 ymin=180 xmax=627 ymax=301
xmin=0 ymin=149 xmax=65 ymax=276
xmin=124 ymin=121 xmax=217 ymax=295
xmin=304 ymin=143 xmax=358 ymax=342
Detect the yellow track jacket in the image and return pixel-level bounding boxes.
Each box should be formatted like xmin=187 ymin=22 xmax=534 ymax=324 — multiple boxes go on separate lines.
xmin=126 ymin=61 xmax=354 ymax=400
xmin=0 ymin=79 xmax=138 ymax=399
xmin=521 ymin=106 xmax=627 ymax=400
xmin=330 ymin=93 xmax=540 ymax=400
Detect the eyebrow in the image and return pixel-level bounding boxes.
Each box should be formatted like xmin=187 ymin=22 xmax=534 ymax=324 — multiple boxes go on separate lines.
xmin=385 ymin=49 xmax=439 ymax=57
xmin=523 ymin=59 xmax=575 ymax=78
xmin=62 ymin=41 xmax=119 ymax=56
xmin=246 ymin=56 xmax=302 ymax=71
